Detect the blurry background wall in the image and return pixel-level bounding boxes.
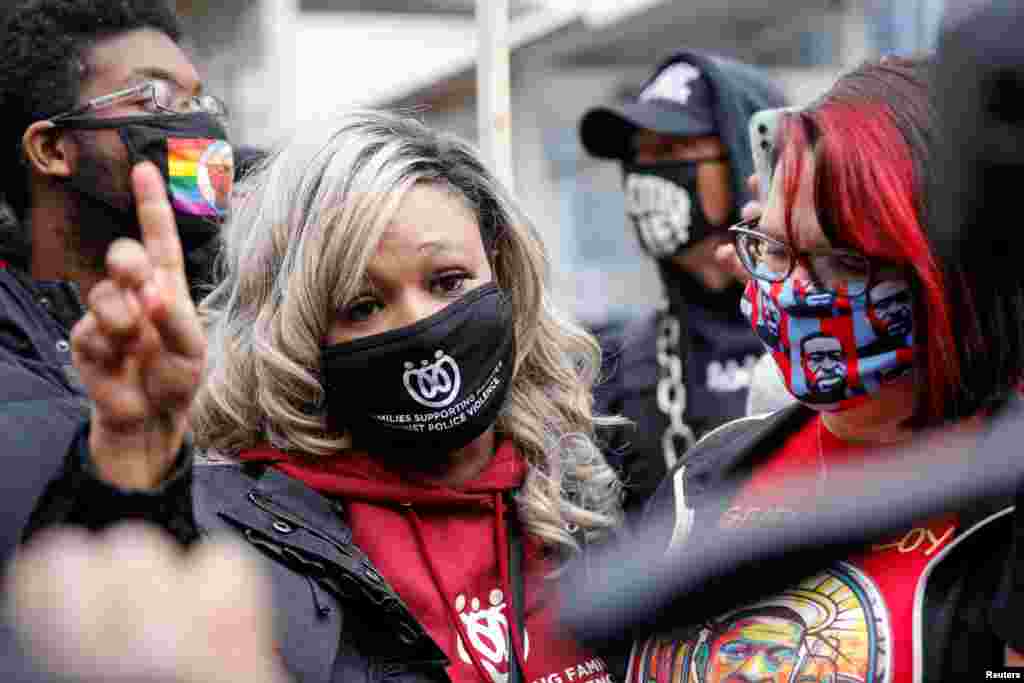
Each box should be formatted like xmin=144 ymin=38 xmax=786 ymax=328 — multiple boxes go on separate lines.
xmin=174 ymin=0 xmax=946 ymax=327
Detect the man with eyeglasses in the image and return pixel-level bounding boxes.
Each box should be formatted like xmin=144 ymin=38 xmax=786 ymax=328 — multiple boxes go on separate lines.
xmin=0 ymin=3 xmax=287 ymax=682
xmin=0 ymin=0 xmax=231 ymax=528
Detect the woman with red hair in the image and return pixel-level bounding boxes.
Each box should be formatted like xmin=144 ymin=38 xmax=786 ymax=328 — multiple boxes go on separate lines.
xmin=621 ymin=57 xmax=1022 ymax=683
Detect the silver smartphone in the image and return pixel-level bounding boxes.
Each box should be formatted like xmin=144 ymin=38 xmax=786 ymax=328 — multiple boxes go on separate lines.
xmin=748 ymin=107 xmax=795 ymax=205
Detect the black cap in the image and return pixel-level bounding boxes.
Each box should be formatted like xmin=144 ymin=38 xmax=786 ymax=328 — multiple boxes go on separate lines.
xmin=580 ymin=59 xmax=716 ymax=160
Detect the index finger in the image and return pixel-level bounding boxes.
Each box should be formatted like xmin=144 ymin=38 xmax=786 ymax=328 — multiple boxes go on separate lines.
xmin=132 ymin=162 xmax=185 ymax=277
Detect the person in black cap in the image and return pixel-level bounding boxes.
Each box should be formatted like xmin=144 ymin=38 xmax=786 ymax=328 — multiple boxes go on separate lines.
xmin=580 ymin=50 xmax=787 ymax=520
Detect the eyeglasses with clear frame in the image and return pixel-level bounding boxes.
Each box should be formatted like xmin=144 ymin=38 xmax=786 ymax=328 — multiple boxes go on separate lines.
xmin=728 ymin=217 xmax=874 ymax=297
xmin=48 ymin=79 xmax=228 ymax=123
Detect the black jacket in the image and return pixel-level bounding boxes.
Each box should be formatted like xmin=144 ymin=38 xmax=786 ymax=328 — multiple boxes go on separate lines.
xmin=0 ymin=264 xmax=89 ymax=550
xmin=27 ymin=428 xmax=493 ymax=683
xmin=594 ymin=299 xmax=762 ymax=518
xmin=0 ymin=262 xmax=95 ymax=681
xmin=636 ymin=404 xmax=1020 ymax=681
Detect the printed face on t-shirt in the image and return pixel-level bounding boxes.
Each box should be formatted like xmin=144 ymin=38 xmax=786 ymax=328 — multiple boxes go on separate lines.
xmin=705 ymin=614 xmax=804 ymax=683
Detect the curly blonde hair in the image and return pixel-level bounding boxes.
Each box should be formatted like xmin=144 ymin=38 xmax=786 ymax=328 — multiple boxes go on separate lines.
xmin=192 ymin=111 xmax=623 ymax=555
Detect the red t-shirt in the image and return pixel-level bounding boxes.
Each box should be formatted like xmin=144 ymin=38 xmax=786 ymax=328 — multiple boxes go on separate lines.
xmin=628 ymin=415 xmax=958 ymax=683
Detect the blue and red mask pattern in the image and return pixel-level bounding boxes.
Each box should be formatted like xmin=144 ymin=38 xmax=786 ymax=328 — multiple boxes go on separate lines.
xmin=740 ymin=278 xmax=915 ymax=411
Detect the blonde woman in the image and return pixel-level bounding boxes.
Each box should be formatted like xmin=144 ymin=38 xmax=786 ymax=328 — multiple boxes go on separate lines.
xmin=44 ymin=111 xmax=624 ymax=683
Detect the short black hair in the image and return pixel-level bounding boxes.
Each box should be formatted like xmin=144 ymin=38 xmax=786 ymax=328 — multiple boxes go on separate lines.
xmin=0 ymin=0 xmax=182 ymax=219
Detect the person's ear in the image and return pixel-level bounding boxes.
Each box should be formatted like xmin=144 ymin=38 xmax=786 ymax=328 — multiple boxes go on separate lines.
xmin=21 ymin=121 xmax=74 ymax=179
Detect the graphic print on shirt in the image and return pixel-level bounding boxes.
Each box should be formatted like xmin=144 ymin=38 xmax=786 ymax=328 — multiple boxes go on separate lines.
xmin=627 ymin=562 xmax=891 ymax=683
xmin=705 ymin=355 xmax=760 ymax=394
xmin=740 ymin=278 xmax=915 ymax=411
xmin=456 ymin=589 xmax=530 ymax=683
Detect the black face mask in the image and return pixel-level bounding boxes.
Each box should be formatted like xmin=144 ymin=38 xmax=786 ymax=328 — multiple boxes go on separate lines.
xmin=321 ymin=283 xmax=516 ymax=462
xmin=55 ymin=112 xmax=234 ymax=255
xmin=622 ymin=159 xmax=728 ymax=260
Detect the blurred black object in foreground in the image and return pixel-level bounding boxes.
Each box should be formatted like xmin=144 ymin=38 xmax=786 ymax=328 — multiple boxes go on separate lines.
xmin=562 ymin=398 xmax=1024 ymax=646
xmin=930 ymin=0 xmax=1024 ymax=417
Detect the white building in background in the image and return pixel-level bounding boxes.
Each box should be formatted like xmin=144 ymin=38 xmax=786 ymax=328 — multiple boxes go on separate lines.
xmin=176 ymin=0 xmax=945 ymax=324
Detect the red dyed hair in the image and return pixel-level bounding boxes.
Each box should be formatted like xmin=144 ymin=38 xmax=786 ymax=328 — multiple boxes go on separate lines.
xmin=775 ymin=57 xmax=958 ymax=425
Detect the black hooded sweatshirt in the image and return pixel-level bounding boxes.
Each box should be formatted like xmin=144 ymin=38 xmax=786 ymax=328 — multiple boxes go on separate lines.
xmin=592 ymin=50 xmax=788 ymax=520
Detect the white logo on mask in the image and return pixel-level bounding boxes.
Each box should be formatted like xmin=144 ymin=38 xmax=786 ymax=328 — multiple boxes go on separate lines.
xmin=403 ymin=350 xmax=462 ymax=408
xmin=625 ymin=173 xmax=692 ymax=257
xmin=455 ymin=590 xmax=530 ymax=683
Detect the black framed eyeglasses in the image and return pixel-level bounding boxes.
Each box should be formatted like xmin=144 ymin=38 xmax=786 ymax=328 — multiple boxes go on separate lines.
xmin=729 ymin=217 xmax=873 ymax=297
xmin=48 ymin=79 xmax=228 ymax=124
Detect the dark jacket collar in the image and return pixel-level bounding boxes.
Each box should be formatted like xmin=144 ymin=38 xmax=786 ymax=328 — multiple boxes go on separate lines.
xmin=681 ymin=401 xmax=1016 ymax=532
xmin=196 ymin=462 xmax=449 ymax=666
xmin=2 ymin=265 xmax=85 ymax=333
xmin=682 ymin=403 xmax=810 ymax=505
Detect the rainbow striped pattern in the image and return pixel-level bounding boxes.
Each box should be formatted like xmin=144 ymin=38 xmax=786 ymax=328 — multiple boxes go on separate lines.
xmin=167 ymin=138 xmax=234 ymax=218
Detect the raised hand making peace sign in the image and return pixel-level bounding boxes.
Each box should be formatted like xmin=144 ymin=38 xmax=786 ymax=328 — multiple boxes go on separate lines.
xmin=71 ymin=161 xmax=207 ymax=490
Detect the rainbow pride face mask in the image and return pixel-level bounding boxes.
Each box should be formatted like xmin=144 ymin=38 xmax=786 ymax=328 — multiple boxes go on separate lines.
xmin=740 ymin=278 xmax=915 ymax=411
xmin=56 ymin=112 xmax=233 ymax=254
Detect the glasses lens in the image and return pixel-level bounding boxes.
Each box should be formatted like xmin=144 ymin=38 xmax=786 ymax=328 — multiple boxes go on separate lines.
xmin=148 ymin=80 xmax=228 ymax=117
xmin=196 ymin=94 xmax=228 ymax=117
xmin=810 ymin=252 xmax=871 ymax=296
xmin=149 ymin=80 xmax=177 ymax=111
xmin=734 ymin=230 xmax=792 ymax=282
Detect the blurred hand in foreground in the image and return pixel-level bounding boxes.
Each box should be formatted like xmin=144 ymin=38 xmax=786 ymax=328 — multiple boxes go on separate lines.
xmin=6 ymin=524 xmax=290 ymax=683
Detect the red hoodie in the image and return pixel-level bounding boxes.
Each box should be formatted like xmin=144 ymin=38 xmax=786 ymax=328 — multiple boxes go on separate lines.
xmin=239 ymin=441 xmax=614 ymax=683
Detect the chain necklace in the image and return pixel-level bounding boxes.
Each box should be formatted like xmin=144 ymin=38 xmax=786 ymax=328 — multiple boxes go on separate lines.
xmin=655 ymin=301 xmax=696 ymax=470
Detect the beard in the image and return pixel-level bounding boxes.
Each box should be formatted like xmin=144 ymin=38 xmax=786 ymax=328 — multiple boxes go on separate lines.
xmin=62 ymin=136 xmax=139 ymax=273
xmin=810 ymin=374 xmax=847 ymax=403
xmin=61 ymin=133 xmax=223 ymax=303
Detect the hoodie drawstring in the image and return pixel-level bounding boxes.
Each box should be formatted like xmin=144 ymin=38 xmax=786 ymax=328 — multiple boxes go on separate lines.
xmin=405 ymin=495 xmax=527 ymax=683
xmin=495 ymin=493 xmax=528 ymax=673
